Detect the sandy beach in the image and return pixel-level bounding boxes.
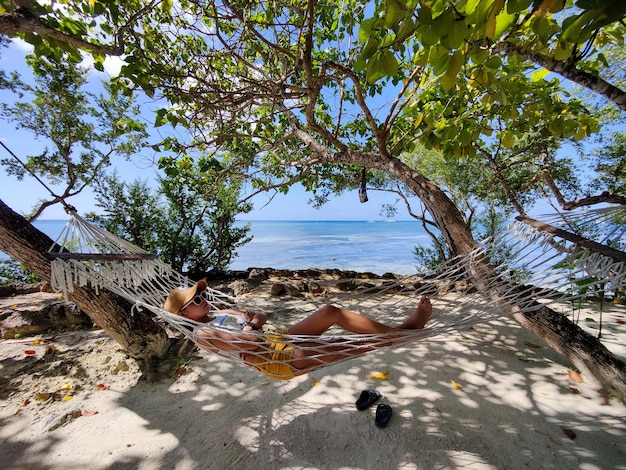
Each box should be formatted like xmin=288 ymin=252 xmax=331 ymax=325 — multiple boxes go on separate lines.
xmin=1 ymin=277 xmax=625 ymax=470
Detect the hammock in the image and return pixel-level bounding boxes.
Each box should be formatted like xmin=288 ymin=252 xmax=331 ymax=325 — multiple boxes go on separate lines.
xmin=47 ymin=206 xmax=626 ymax=380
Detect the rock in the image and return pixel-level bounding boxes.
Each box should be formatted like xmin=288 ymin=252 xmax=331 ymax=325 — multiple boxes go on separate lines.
xmin=0 ymin=282 xmax=48 ymax=297
xmin=270 ymin=282 xmax=286 ymax=296
xmin=228 ymin=279 xmax=254 ymax=296
xmin=248 ymin=268 xmax=269 ymax=282
xmin=336 ymin=280 xmax=357 ymax=291
xmin=284 ymin=282 xmax=303 ymax=297
xmin=308 ymin=281 xmax=323 ymax=295
xmin=45 ymin=409 xmax=82 ymax=432
xmin=305 ymin=268 xmax=322 ymax=278
xmin=0 ymin=292 xmax=93 ymax=339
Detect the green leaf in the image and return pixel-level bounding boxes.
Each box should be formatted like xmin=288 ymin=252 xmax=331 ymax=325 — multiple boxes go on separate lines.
xmin=554 ymin=41 xmax=574 ymax=60
xmin=507 ymin=0 xmax=533 ymax=13
xmin=385 ymin=0 xmax=409 ymax=29
xmin=530 ymin=68 xmax=550 ymax=81
xmin=396 ymin=17 xmax=416 ymax=41
xmin=484 ymin=56 xmax=502 ymax=69
xmin=442 ymin=20 xmax=470 ymax=49
xmin=442 ymin=50 xmax=463 ymax=91
xmin=501 ymin=131 xmax=515 ymax=148
xmin=360 ymin=37 xmax=380 ymax=61
xmin=379 ymin=50 xmax=399 ymax=76
xmin=155 ymin=108 xmax=168 ymax=127
xmin=366 ymin=52 xmax=386 ymax=84
xmin=358 ymin=18 xmax=377 ymax=42
xmin=494 ymin=7 xmax=517 ymax=39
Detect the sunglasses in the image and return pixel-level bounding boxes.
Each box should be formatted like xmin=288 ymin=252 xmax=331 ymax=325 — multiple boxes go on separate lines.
xmin=180 ymin=290 xmax=210 ymax=312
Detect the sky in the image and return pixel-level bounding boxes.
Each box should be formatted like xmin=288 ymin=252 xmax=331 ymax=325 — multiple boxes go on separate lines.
xmin=0 ymin=40 xmax=418 ymax=221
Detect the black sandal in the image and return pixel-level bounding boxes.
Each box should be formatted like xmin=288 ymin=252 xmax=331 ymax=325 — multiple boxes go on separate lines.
xmin=355 ymin=389 xmax=381 ymax=411
xmin=374 ymin=402 xmax=393 ymax=427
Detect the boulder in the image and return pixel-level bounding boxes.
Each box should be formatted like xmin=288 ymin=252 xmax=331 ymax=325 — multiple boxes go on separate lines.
xmin=270 ymin=282 xmax=286 ymax=296
xmin=0 ymin=292 xmax=93 ymax=339
xmin=228 ymin=279 xmax=254 ymax=296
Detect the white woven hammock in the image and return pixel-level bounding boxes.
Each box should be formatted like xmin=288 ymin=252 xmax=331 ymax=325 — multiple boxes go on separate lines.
xmin=48 ymin=206 xmax=626 ymax=380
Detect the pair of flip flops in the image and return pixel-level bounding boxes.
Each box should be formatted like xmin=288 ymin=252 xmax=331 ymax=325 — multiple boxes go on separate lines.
xmin=355 ymin=389 xmax=392 ymax=428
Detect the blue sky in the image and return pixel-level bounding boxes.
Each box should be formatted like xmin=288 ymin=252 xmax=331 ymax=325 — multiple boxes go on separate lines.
xmin=0 ymin=40 xmax=418 ymax=221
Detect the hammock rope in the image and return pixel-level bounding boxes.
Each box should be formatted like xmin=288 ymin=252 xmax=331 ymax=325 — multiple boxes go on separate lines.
xmin=47 ymin=206 xmax=626 ymax=380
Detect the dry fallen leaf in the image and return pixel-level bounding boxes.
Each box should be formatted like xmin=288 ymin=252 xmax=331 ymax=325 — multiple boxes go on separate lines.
xmin=367 ymin=371 xmax=391 ymax=380
xmin=32 ymin=340 xmax=42 ymax=345
xmin=569 ymin=387 xmax=581 ymax=394
xmin=24 ymin=349 xmax=36 ymax=356
xmin=311 ymin=377 xmax=321 ymax=386
xmin=81 ymin=409 xmax=99 ymax=416
xmin=95 ymin=383 xmax=110 ymax=391
xmin=58 ymin=383 xmax=72 ymax=391
xmin=62 ymin=395 xmax=73 ymax=401
xmin=568 ymin=370 xmax=584 ymax=383
xmin=523 ymin=341 xmax=541 ymax=349
xmin=451 ymin=380 xmax=463 ymax=391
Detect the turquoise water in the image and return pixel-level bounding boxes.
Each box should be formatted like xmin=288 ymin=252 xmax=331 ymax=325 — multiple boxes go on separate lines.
xmin=4 ymin=219 xmax=429 ymax=275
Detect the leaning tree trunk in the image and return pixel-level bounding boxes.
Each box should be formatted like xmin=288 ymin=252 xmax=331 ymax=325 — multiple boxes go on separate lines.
xmin=334 ymin=150 xmax=626 ymax=400
xmin=0 ymin=199 xmax=171 ymax=368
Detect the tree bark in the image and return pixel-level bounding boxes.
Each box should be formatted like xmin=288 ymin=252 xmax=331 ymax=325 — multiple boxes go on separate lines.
xmin=514 ymin=306 xmax=626 ymax=400
xmin=0 ymin=199 xmax=170 ymax=365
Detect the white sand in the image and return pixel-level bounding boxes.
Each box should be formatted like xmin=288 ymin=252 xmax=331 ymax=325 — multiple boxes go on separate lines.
xmin=1 ymin=289 xmax=625 ymax=470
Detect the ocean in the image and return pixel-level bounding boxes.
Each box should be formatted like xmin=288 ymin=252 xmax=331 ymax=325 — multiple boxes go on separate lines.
xmin=4 ymin=219 xmax=430 ymax=275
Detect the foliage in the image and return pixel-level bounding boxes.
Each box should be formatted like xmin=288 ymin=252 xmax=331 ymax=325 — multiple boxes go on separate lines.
xmin=590 ymin=131 xmax=626 ymax=196
xmin=2 ymin=0 xmax=624 ymax=255
xmin=0 ymin=52 xmax=148 ymax=220
xmin=86 ymin=173 xmax=166 ymax=255
xmin=157 ymin=154 xmax=253 ymax=275
xmin=3 ymin=1 xmax=624 ymax=220
xmin=87 ymin=162 xmax=253 ymax=275
xmin=0 ymin=259 xmax=41 ymax=285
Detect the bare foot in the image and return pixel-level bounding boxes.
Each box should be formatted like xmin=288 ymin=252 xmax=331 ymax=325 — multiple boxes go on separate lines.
xmin=399 ymin=296 xmax=432 ymax=330
xmin=415 ymin=296 xmax=432 ymax=328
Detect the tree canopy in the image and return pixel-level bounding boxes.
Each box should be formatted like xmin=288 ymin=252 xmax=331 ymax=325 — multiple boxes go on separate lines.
xmin=1 ymin=0 xmax=624 ymax=248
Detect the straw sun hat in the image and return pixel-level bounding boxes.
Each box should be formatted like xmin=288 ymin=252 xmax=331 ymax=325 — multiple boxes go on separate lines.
xmin=164 ymin=280 xmax=208 ymax=314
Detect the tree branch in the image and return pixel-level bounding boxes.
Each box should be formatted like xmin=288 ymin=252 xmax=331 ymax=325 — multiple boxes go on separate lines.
xmin=0 ymin=14 xmax=123 ymax=56
xmin=494 ymin=41 xmax=626 ymax=111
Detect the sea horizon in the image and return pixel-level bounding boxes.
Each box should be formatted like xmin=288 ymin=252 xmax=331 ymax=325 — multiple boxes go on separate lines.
xmin=3 ymin=219 xmax=428 ymax=275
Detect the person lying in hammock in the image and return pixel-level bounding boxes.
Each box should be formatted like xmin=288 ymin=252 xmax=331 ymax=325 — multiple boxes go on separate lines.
xmin=164 ymin=280 xmax=432 ymax=380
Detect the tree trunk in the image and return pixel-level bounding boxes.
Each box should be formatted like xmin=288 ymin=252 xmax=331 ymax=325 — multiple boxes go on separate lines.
xmin=336 ymin=150 xmax=626 ymax=400
xmin=514 ymin=306 xmax=626 ymax=400
xmin=0 ymin=199 xmax=170 ymax=366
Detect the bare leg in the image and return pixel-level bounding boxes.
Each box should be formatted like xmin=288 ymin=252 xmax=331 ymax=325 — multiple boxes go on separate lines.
xmin=287 ymin=296 xmax=433 ymax=336
xmin=289 ymin=297 xmax=433 ymax=370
